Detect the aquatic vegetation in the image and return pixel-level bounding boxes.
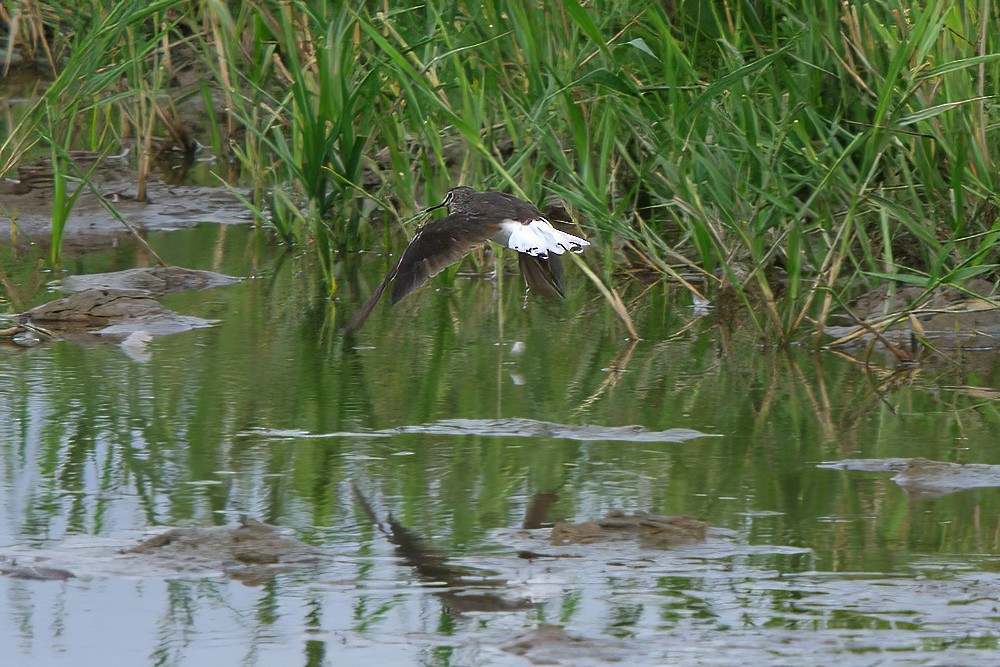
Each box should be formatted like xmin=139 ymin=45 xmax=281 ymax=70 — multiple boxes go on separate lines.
xmin=1 ymin=0 xmax=997 ymax=338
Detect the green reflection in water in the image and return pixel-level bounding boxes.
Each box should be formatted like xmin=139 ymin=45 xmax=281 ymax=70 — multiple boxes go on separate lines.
xmin=3 ymin=223 xmax=1000 ymax=662
xmin=3 ymin=225 xmax=1000 ymax=560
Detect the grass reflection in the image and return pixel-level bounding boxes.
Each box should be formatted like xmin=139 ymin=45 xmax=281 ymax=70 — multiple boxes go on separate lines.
xmin=2 ymin=226 xmax=1000 ymax=582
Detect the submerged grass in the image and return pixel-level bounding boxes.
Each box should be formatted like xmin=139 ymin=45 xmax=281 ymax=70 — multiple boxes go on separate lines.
xmin=1 ymin=0 xmax=998 ymax=340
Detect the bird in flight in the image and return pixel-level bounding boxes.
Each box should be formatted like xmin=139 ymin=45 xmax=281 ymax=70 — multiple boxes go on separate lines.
xmin=344 ymin=186 xmax=590 ymax=332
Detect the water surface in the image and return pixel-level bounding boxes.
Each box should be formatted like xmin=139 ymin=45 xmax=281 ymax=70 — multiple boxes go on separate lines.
xmin=2 ymin=224 xmax=1000 ymax=665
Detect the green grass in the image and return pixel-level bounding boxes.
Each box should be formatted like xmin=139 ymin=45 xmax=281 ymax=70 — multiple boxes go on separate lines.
xmin=1 ymin=0 xmax=998 ymax=339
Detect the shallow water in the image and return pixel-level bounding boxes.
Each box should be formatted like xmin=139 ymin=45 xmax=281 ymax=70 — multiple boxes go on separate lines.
xmin=2 ymin=223 xmax=1000 ymax=665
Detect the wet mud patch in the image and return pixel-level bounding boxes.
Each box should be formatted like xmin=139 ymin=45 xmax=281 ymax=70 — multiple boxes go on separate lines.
xmin=819 ymin=457 xmax=1000 ymax=498
xmin=2 ymin=266 xmax=240 ymax=352
xmin=19 ymin=287 xmax=217 ymax=337
xmin=492 ymin=519 xmax=792 ymax=567
xmin=548 ymin=510 xmax=708 ymax=547
xmin=826 ymin=279 xmax=1000 ymax=351
xmin=0 ymin=157 xmax=252 ymax=253
xmin=1 ymin=288 xmax=216 ymax=355
xmin=123 ymin=519 xmax=327 ymax=585
xmin=242 ymin=418 xmax=716 ymax=443
xmin=391 ymin=418 xmax=713 ymax=443
xmin=61 ymin=265 xmax=241 ymax=295
xmin=497 ymin=624 xmax=638 ymax=666
xmin=1 ymin=520 xmax=327 ymax=586
xmin=0 ymin=557 xmax=76 ymax=581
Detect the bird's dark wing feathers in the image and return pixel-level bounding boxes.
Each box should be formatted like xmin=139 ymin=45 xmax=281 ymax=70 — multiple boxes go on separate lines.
xmin=480 ymin=191 xmax=543 ymax=221
xmin=389 ymin=213 xmax=491 ymax=304
xmin=344 ymin=212 xmax=489 ymax=333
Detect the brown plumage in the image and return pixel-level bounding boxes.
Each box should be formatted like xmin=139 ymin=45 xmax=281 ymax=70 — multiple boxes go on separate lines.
xmin=344 ymin=186 xmax=589 ymax=333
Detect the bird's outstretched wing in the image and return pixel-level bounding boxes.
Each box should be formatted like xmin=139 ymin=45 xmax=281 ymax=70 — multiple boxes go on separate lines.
xmin=344 ymin=212 xmax=489 ymax=333
xmin=390 ymin=212 xmax=491 ymax=304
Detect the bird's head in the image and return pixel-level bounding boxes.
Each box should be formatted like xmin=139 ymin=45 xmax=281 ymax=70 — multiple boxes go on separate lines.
xmin=425 ymin=186 xmax=475 ymax=214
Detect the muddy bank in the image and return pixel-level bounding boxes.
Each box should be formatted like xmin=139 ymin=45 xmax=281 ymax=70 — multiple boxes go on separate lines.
xmin=0 ymin=156 xmax=252 ymax=253
xmin=242 ymin=418 xmax=716 ymax=443
xmin=827 ymin=279 xmax=1000 ymax=351
xmin=1 ymin=519 xmax=327 ymax=586
xmin=820 ymin=457 xmax=1000 ymax=499
xmin=549 ymin=510 xmax=708 ymax=547
xmin=1 ymin=266 xmax=241 ymax=356
xmin=61 ymin=265 xmax=241 ymax=294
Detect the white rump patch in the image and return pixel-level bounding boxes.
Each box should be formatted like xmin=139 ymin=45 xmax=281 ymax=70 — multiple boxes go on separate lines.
xmin=501 ymin=218 xmax=590 ymax=257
